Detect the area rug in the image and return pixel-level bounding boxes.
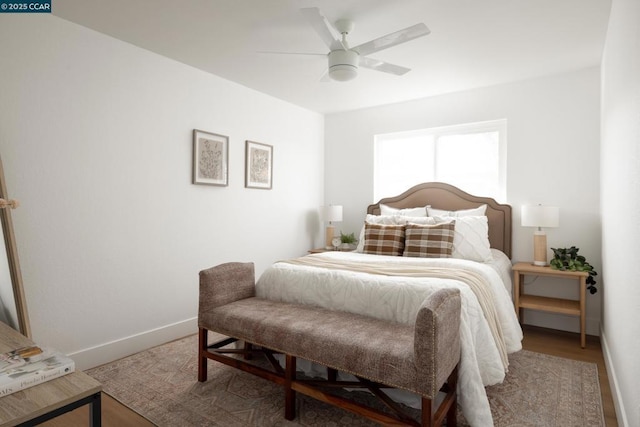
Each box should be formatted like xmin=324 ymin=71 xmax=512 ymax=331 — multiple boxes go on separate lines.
xmin=86 ymin=334 xmax=604 ymax=426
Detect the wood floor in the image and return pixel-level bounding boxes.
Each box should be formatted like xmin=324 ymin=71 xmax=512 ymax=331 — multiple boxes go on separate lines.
xmin=40 ymin=325 xmax=618 ymax=426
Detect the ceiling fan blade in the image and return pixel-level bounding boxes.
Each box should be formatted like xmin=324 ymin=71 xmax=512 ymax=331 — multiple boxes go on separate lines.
xmin=352 ymin=23 xmax=430 ymax=56
xmin=318 ymin=70 xmax=331 ymax=83
xmin=360 ymin=57 xmax=411 ymax=76
xmin=300 ymin=7 xmax=345 ymax=51
xmin=257 ymin=51 xmax=326 ymax=57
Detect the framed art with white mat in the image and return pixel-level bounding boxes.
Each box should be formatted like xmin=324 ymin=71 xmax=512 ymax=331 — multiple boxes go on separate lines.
xmin=245 ymin=140 xmax=272 ymax=189
xmin=192 ymin=129 xmax=229 ymax=186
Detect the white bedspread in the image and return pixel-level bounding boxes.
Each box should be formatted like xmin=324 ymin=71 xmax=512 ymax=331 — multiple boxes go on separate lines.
xmin=256 ymin=251 xmax=523 ymax=427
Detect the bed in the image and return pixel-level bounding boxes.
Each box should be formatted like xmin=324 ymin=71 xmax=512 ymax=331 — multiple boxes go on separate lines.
xmin=255 ymin=182 xmax=523 ymax=426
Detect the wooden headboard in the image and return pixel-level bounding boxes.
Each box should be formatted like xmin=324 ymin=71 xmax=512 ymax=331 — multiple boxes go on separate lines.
xmin=367 ymin=182 xmax=512 ymax=258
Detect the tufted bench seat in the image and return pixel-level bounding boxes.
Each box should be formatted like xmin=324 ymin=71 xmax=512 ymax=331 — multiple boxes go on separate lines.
xmin=198 ymin=262 xmax=461 ymax=427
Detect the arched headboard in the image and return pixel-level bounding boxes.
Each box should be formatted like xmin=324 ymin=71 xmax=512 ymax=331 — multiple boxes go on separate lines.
xmin=367 ymin=182 xmax=512 ymax=258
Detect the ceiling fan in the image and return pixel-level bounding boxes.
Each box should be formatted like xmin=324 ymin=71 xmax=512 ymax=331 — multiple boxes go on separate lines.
xmin=266 ymin=8 xmax=430 ymax=82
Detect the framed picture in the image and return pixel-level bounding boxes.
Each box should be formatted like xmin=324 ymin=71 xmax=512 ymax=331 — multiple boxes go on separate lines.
xmin=192 ymin=129 xmax=228 ymax=186
xmin=245 ymin=140 xmax=273 ymax=189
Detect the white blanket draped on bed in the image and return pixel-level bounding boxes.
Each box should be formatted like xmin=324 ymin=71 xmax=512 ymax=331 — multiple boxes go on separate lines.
xmin=256 ymin=251 xmax=523 ymax=427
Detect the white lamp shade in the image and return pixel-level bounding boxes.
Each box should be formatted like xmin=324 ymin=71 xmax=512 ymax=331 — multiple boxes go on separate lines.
xmin=320 ymin=205 xmax=343 ymax=223
xmin=521 ymin=205 xmax=560 ymax=228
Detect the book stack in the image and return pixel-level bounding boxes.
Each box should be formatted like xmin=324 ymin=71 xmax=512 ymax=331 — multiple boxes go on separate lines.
xmin=0 ymin=345 xmax=75 ymax=397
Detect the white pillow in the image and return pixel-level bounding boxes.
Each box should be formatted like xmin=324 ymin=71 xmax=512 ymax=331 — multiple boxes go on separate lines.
xmin=433 ymin=215 xmax=493 ymax=262
xmin=427 ymin=204 xmax=487 ymax=217
xmin=380 ymin=203 xmax=429 ymax=217
xmin=404 ymin=217 xmax=437 ymax=225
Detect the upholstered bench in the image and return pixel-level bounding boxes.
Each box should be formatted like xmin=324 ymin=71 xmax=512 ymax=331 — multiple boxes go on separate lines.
xmin=198 ymin=262 xmax=461 ymax=427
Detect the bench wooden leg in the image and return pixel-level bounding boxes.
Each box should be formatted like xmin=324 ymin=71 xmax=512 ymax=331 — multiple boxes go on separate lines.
xmin=421 ymin=365 xmax=458 ymax=427
xmin=446 ymin=367 xmax=458 ymax=427
xmin=421 ymin=397 xmax=433 ymax=427
xmin=244 ymin=342 xmax=253 ymax=360
xmin=198 ymin=328 xmax=208 ymax=382
xmin=327 ymin=367 xmax=337 ymax=382
xmin=285 ymin=354 xmax=296 ymax=420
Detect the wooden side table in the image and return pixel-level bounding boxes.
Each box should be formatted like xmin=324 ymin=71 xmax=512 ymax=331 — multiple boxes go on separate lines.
xmin=512 ymin=262 xmax=588 ymax=348
xmin=308 ymin=247 xmax=355 ymax=254
xmin=308 ymin=248 xmax=332 ymax=254
xmin=0 ymin=322 xmax=102 ymax=426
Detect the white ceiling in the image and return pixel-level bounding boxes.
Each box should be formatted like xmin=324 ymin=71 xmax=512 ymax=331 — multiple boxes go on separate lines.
xmin=52 ymin=0 xmax=611 ymax=114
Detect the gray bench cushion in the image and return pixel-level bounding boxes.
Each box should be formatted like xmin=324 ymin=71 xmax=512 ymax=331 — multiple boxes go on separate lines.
xmin=200 ymin=297 xmax=425 ymax=395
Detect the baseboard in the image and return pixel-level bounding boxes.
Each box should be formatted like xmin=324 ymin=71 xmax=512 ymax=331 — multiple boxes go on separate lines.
xmin=68 ymin=317 xmax=198 ymax=371
xmin=601 ymin=328 xmax=629 ymax=427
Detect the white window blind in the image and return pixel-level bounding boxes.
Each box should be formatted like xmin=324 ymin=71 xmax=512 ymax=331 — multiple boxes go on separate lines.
xmin=373 ymin=119 xmax=507 ymax=202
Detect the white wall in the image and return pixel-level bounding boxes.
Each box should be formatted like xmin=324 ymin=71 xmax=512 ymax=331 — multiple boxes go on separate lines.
xmin=325 ymin=68 xmax=602 ymax=335
xmin=0 ymin=15 xmax=324 ymax=369
xmin=601 ymin=0 xmax=640 ymax=425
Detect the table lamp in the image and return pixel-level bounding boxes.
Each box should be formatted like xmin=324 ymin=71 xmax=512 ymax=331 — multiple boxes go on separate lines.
xmin=320 ymin=205 xmax=342 ymax=250
xmin=521 ymin=205 xmax=559 ymax=266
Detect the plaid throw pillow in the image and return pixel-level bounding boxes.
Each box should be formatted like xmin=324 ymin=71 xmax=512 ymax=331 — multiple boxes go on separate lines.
xmin=363 ymin=223 xmax=405 ymax=256
xmin=403 ymin=221 xmax=455 ymax=258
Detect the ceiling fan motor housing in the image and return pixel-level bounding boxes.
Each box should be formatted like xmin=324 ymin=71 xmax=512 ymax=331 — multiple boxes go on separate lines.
xmin=328 ymin=50 xmax=359 ymax=81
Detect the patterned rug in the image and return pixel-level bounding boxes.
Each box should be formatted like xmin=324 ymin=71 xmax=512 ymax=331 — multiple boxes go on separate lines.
xmin=86 ymin=334 xmax=604 ymax=426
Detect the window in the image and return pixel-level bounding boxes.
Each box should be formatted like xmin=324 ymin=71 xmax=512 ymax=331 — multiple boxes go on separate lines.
xmin=373 ymin=119 xmax=506 ymax=202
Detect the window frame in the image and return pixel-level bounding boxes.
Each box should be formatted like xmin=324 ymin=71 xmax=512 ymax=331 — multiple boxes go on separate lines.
xmin=373 ymin=119 xmax=507 ymax=202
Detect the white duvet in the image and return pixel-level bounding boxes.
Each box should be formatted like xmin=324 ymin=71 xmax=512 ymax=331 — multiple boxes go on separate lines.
xmin=256 ymin=250 xmax=523 ymax=427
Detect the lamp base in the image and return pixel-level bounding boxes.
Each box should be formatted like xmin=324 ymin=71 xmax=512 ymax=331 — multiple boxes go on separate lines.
xmin=533 ymin=231 xmax=548 ymax=266
xmin=325 ymin=225 xmax=335 ymax=250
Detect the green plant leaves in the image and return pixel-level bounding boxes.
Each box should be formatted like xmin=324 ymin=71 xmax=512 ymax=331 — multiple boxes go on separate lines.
xmin=340 ymin=231 xmax=357 ymax=244
xmin=550 ymin=246 xmax=598 ymax=294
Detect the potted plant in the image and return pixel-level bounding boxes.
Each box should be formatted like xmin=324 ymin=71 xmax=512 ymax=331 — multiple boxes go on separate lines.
xmin=549 ymin=246 xmax=598 ymax=294
xmin=340 ymin=232 xmax=358 ymax=250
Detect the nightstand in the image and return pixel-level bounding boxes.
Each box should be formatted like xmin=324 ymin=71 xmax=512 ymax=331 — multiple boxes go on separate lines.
xmin=308 ymin=247 xmax=354 ymax=254
xmin=512 ymin=262 xmax=589 ymax=348
xmin=308 ymin=248 xmax=333 ymax=254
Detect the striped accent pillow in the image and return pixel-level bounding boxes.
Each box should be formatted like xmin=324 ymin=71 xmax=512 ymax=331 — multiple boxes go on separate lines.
xmin=363 ymin=223 xmax=405 ymax=256
xmin=403 ymin=221 xmax=456 ymax=258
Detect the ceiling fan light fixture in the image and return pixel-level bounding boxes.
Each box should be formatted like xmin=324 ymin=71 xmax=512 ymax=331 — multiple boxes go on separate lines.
xmin=296 ymin=8 xmax=429 ymax=82
xmin=329 ymin=65 xmax=358 ymax=81
xmin=328 ymin=50 xmax=358 ymax=81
